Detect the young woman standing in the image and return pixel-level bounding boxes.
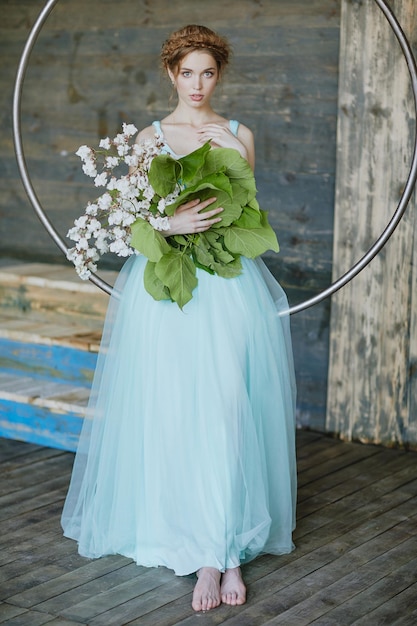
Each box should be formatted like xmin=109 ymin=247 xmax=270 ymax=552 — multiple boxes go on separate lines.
xmin=62 ymin=24 xmax=296 ymax=613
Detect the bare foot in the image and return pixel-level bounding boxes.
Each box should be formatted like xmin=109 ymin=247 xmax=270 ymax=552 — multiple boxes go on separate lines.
xmin=220 ymin=567 xmax=246 ymax=606
xmin=192 ymin=567 xmax=221 ymax=612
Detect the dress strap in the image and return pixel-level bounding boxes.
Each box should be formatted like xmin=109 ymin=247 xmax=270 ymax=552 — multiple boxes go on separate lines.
xmin=229 ymin=119 xmax=240 ymax=137
xmin=152 ymin=120 xmax=163 ymax=137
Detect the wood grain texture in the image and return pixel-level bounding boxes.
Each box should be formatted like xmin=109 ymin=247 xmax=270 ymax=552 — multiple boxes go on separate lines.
xmin=1 ymin=431 xmax=416 ymax=625
xmin=0 ymin=0 xmax=340 ymax=430
xmin=327 ymin=0 xmax=417 ymax=448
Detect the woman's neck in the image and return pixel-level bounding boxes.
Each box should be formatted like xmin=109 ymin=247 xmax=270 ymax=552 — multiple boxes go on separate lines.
xmin=166 ymin=103 xmax=220 ymax=127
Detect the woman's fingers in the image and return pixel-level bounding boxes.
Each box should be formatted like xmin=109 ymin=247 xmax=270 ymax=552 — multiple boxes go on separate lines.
xmin=176 ymin=197 xmax=217 ymax=214
xmin=167 ymin=197 xmax=223 ymax=235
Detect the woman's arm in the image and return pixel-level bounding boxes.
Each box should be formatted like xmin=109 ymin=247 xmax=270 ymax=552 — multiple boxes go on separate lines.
xmin=132 ymin=127 xmax=224 ymax=235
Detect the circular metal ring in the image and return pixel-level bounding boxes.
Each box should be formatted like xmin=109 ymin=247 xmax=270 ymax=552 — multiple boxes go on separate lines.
xmin=12 ymin=0 xmax=417 ymax=314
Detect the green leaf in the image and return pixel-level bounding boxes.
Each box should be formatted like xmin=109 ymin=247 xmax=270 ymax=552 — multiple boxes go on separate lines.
xmin=193 ymin=239 xmax=217 ymax=272
xmin=149 ymin=154 xmax=182 ymax=196
xmin=223 ymin=214 xmax=279 ymax=258
xmin=205 ymin=148 xmax=257 ymax=198
xmin=233 ymin=204 xmax=263 ymax=229
xmin=155 ymin=249 xmax=198 ymax=309
xmin=200 ymin=233 xmax=235 ymax=264
xmin=130 ymin=218 xmax=171 ymax=262
xmin=143 ymin=261 xmax=171 ymax=300
xmin=193 ymin=257 xmax=215 ymax=274
xmin=247 ymin=196 xmax=260 ymax=211
xmin=212 ymin=255 xmax=242 ymax=278
xmin=178 ymin=142 xmax=211 ymax=184
xmin=170 ymin=234 xmax=193 ymax=247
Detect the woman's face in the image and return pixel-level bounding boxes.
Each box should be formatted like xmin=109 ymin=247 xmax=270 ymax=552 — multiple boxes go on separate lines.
xmin=170 ymin=50 xmax=219 ymax=108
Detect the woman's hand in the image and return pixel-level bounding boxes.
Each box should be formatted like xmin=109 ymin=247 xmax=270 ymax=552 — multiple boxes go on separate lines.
xmin=197 ymin=123 xmax=255 ymax=170
xmin=197 ymin=123 xmax=242 ymax=151
xmin=166 ymin=197 xmax=223 ymax=236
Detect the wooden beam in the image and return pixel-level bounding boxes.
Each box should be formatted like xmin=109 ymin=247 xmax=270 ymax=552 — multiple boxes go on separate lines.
xmin=327 ymin=0 xmax=417 ymax=447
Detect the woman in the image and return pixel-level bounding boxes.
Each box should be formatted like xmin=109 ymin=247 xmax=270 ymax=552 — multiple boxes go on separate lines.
xmin=62 ymin=24 xmax=297 ymax=613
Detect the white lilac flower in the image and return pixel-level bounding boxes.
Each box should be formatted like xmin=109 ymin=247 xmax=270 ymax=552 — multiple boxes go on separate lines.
xmin=71 ymin=130 xmax=165 ymax=276
xmin=77 ymin=237 xmax=89 ymax=251
xmin=66 ymin=247 xmax=78 ymax=261
xmin=113 ymin=226 xmax=126 ymax=239
xmin=105 ymin=156 xmax=120 ymax=168
xmin=113 ymin=177 xmax=131 ymax=196
xmin=108 ymin=209 xmax=124 ymax=226
xmin=76 ymin=145 xmax=93 ymax=160
xmin=157 ymin=198 xmax=167 ymax=213
xmin=143 ymin=185 xmax=155 ymax=201
xmin=82 ymin=160 xmax=97 ymax=178
xmin=149 ymin=215 xmax=171 ymax=231
xmin=124 ymin=154 xmax=138 ymax=167
xmin=86 ymin=202 xmax=98 ymax=216
xmin=74 ymin=215 xmax=88 ymax=229
xmin=132 ymin=143 xmax=144 ymax=156
xmin=109 ymin=238 xmax=129 ymax=254
xmin=97 ymin=193 xmax=112 ymax=210
xmin=122 ymin=123 xmax=138 ymax=137
xmin=89 ymin=248 xmax=100 ymax=262
xmin=122 ymin=213 xmax=136 ymax=227
xmin=96 ymin=238 xmax=109 ymax=254
xmin=116 ymin=143 xmax=130 ymax=157
xmin=99 ymin=137 xmax=111 ymax=150
xmin=67 ymin=226 xmax=81 ymax=241
xmin=87 ymin=218 xmax=101 ymax=235
xmin=94 ymin=172 xmax=108 ymax=187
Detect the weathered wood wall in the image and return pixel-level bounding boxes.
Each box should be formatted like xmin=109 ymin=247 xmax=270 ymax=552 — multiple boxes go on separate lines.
xmin=0 ymin=0 xmax=340 ymax=430
xmin=327 ymin=0 xmax=417 ymax=448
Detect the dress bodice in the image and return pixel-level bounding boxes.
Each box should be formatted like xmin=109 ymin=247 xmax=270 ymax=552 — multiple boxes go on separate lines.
xmin=152 ymin=119 xmax=240 ymax=158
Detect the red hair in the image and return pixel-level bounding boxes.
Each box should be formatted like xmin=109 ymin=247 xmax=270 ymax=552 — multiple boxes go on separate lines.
xmin=161 ymin=24 xmax=231 ymax=76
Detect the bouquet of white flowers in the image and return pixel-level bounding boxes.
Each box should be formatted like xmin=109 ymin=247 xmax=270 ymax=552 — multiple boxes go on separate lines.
xmin=67 ymin=123 xmax=279 ymax=308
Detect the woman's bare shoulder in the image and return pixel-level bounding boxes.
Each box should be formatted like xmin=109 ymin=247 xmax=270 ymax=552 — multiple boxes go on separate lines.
xmin=236 ymin=122 xmax=253 ymax=142
xmin=135 ymin=124 xmax=157 ymax=144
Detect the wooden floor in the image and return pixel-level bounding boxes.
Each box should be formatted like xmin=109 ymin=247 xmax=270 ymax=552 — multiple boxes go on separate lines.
xmin=0 ymin=431 xmax=416 ymax=626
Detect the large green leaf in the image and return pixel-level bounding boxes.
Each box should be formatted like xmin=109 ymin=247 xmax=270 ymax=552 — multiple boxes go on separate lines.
xmin=233 ymin=204 xmax=263 ymax=229
xmin=155 ymin=249 xmax=198 ymax=309
xmin=130 ymin=218 xmax=171 ymax=262
xmin=201 ymin=233 xmax=235 ymax=264
xmin=149 ymin=154 xmax=182 ymax=196
xmin=212 ymin=255 xmax=242 ymax=278
xmin=205 ymin=148 xmax=257 ymax=198
xmin=178 ymin=142 xmax=211 ymax=184
xmin=193 ymin=236 xmax=218 ymax=271
xmin=223 ymin=216 xmax=279 ymax=258
xmin=143 ymin=261 xmax=171 ymax=300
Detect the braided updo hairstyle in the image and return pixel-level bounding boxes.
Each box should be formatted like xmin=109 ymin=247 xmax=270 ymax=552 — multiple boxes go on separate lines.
xmin=161 ymin=24 xmax=231 ymax=77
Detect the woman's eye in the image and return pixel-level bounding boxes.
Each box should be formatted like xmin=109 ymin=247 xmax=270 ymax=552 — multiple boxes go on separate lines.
xmin=182 ymin=71 xmax=191 ymax=77
xmin=204 ymin=72 xmax=214 ymax=77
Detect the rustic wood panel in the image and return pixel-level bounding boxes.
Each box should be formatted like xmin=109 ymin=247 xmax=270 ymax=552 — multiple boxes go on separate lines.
xmin=0 ymin=0 xmax=340 ymax=431
xmin=1 ymin=432 xmax=416 ymax=624
xmin=327 ymin=0 xmax=417 ymax=448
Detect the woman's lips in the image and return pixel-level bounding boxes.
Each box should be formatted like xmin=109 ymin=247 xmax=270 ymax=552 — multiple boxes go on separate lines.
xmin=190 ymin=94 xmax=203 ymax=101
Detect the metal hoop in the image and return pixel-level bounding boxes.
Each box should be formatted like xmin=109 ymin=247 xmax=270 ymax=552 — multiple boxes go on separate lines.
xmin=12 ymin=0 xmax=417 ymax=314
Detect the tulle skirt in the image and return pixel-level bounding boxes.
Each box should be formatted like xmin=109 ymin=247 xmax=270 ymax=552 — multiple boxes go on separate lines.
xmin=61 ymin=255 xmax=297 ymax=576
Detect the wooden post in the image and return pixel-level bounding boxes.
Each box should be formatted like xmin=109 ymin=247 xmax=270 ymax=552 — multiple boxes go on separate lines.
xmin=327 ymin=0 xmax=417 ymax=448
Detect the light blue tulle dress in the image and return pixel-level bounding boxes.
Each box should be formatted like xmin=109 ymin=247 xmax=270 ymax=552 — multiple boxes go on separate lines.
xmin=61 ymin=121 xmax=297 ymax=576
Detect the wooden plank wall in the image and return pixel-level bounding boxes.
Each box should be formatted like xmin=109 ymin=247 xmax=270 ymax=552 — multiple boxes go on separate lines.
xmin=327 ymin=0 xmax=417 ymax=448
xmin=0 ymin=0 xmax=340 ymax=430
